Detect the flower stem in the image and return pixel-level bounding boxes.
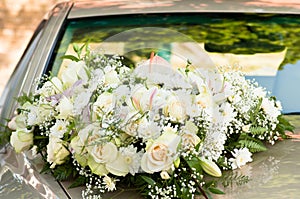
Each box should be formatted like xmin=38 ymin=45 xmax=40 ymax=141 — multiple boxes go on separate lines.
xmin=198 ymin=184 xmax=209 ymax=199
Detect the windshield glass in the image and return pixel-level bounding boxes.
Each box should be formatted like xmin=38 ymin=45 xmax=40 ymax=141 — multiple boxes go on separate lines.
xmin=50 ymin=13 xmax=300 ymax=114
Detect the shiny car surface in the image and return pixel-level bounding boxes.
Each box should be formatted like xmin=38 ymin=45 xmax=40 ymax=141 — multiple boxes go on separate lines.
xmin=1 ymin=0 xmax=300 ymax=198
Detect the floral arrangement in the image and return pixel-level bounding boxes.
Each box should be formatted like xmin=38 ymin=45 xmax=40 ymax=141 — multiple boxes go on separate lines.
xmin=7 ymin=45 xmax=294 ymax=199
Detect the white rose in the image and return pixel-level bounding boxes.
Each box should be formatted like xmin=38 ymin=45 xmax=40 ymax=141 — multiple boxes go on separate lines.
xmin=61 ymin=61 xmax=88 ymax=87
xmin=56 ymin=96 xmax=73 ymax=119
xmin=91 ymin=142 xmax=118 ymax=164
xmin=77 ymin=124 xmax=101 ymax=152
xmin=163 ymin=96 xmax=186 ymax=121
xmin=182 ymin=132 xmax=201 ymax=149
xmin=181 ymin=121 xmax=200 ymax=148
xmin=24 ymin=101 xmax=54 ymax=125
xmin=10 ymin=130 xmax=33 ymax=153
xmin=61 ymin=66 xmax=79 ymax=87
xmin=90 ymin=68 xmax=104 ymax=91
xmin=141 ymin=131 xmax=181 ymax=173
xmin=184 ymin=120 xmax=198 ymax=134
xmin=122 ymin=120 xmax=139 ymax=137
xmin=70 ymin=136 xmax=88 ymax=167
xmin=104 ymin=70 xmax=120 ymax=87
xmin=106 ymin=152 xmax=130 ymax=176
xmin=38 ymin=77 xmax=63 ymax=97
xmin=8 ymin=114 xmax=26 ymax=130
xmin=93 ymin=92 xmax=114 ymax=117
xmin=114 ymin=85 xmax=130 ymax=102
xmin=46 ymin=136 xmax=70 ymax=169
xmin=88 ymin=155 xmax=109 ymax=176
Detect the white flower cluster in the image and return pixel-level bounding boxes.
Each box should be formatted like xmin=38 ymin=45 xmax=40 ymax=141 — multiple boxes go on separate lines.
xmin=8 ymin=52 xmax=285 ymax=198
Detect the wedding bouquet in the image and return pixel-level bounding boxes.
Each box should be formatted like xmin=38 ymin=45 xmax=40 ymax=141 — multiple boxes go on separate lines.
xmin=7 ymin=44 xmax=293 ymax=199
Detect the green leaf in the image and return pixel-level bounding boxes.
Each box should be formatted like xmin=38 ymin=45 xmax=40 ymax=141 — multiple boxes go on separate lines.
xmin=40 ymin=163 xmax=51 ymax=174
xmin=51 ymin=158 xmax=74 ymax=181
xmin=60 ymin=55 xmax=80 ymax=62
xmin=17 ymin=92 xmax=35 ymax=105
xmin=140 ymin=175 xmax=156 ymax=186
xmin=277 ymin=115 xmax=295 ymax=133
xmin=73 ymin=43 xmax=80 ymax=53
xmin=69 ymin=176 xmax=87 ymax=188
xmin=185 ymin=156 xmax=203 ymax=173
xmin=250 ymin=127 xmax=267 ymax=135
xmin=249 ymin=98 xmax=262 ymax=123
xmin=181 ymin=187 xmax=192 ymax=199
xmin=208 ymin=187 xmax=225 ymax=195
xmin=238 ymin=139 xmax=267 ymax=153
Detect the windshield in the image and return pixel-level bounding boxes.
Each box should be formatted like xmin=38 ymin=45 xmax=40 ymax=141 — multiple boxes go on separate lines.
xmin=50 ymin=13 xmax=300 ymax=114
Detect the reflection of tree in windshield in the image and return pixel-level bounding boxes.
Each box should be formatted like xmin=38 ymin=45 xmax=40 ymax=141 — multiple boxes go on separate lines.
xmin=69 ymin=13 xmax=300 ymax=70
xmin=201 ymin=14 xmax=300 ymax=70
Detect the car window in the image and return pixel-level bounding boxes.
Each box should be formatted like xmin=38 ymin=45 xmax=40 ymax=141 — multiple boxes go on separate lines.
xmin=49 ymin=13 xmax=300 ymax=114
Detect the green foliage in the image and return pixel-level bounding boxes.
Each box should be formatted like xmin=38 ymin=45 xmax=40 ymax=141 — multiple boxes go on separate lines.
xmin=249 ymin=98 xmax=262 ymax=124
xmin=185 ymin=156 xmax=203 ymax=174
xmin=276 ymin=115 xmax=295 ymax=138
xmin=60 ymin=43 xmax=90 ymax=62
xmin=140 ymin=175 xmax=156 ymax=186
xmin=33 ymin=127 xmax=49 ymax=153
xmin=208 ymin=187 xmax=225 ymax=195
xmin=17 ymin=92 xmax=36 ymax=105
xmin=249 ymin=127 xmax=267 ymax=135
xmin=238 ymin=134 xmax=267 ymax=153
xmin=201 ymin=180 xmax=224 ymax=199
xmin=40 ymin=162 xmax=51 ymax=174
xmin=238 ymin=139 xmax=267 ymax=153
xmin=52 ymin=157 xmax=78 ymax=181
xmin=0 ymin=121 xmax=12 ymax=146
xmin=60 ymin=55 xmax=80 ymax=62
xmin=69 ymin=176 xmax=87 ymax=189
xmin=53 ymin=165 xmax=73 ymax=181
